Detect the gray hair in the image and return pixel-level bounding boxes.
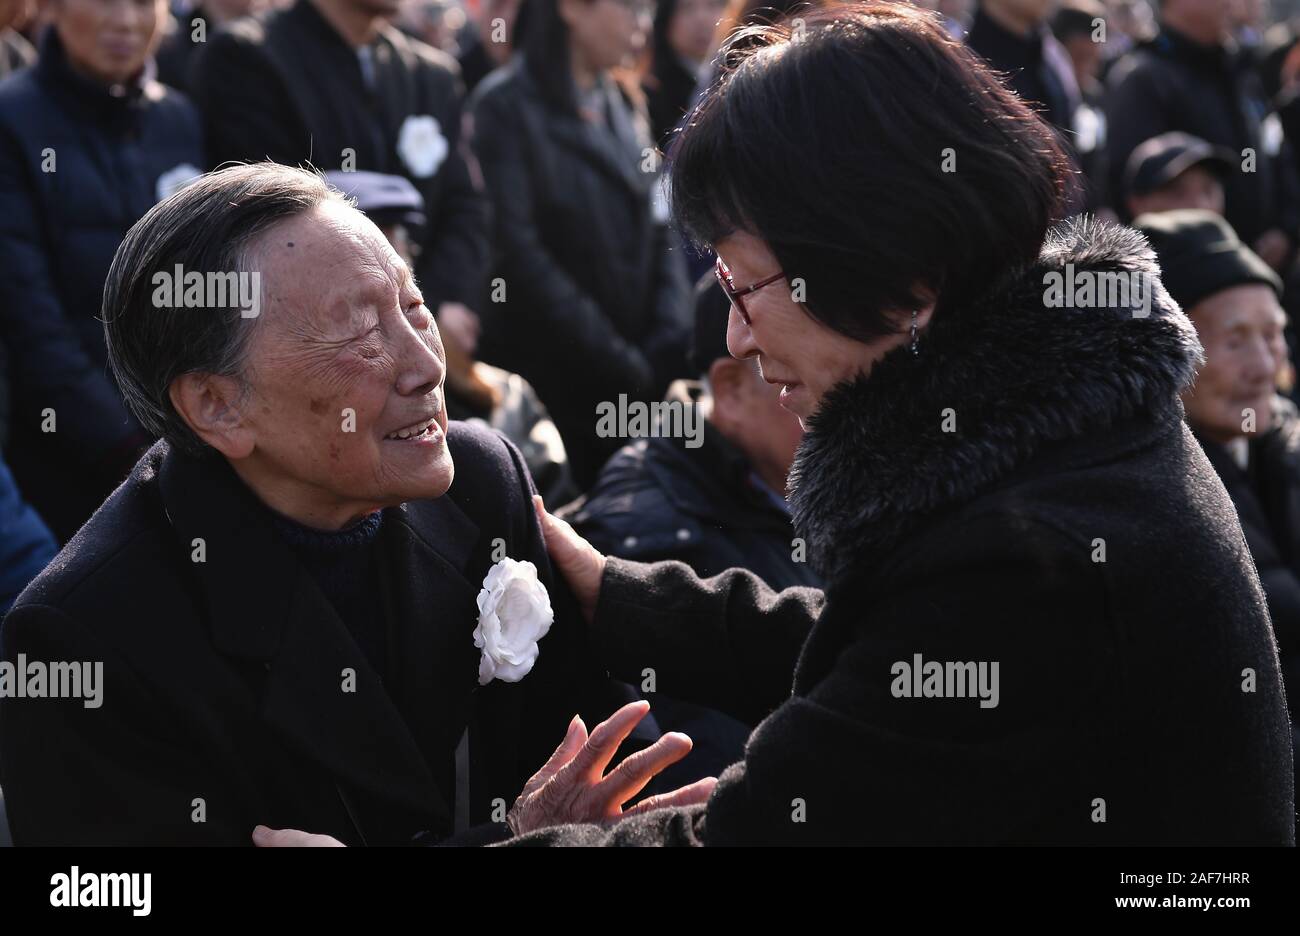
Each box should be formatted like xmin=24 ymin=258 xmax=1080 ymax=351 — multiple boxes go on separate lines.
xmin=103 ymin=163 xmax=345 ymax=456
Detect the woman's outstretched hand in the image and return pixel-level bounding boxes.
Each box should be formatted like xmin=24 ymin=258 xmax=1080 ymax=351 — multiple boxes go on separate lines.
xmin=532 ymin=495 xmax=607 ymax=624
xmin=507 ymin=700 xmax=716 ymax=837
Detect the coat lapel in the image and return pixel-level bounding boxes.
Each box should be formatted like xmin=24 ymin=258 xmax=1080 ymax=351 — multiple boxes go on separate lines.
xmin=156 ymin=446 xmax=450 ymax=835
xmin=377 ymin=498 xmax=484 ymax=799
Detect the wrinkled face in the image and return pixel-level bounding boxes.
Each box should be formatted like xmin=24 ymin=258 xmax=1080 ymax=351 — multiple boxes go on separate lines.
xmin=1184 ymin=283 xmax=1287 ymax=442
xmin=237 ymin=200 xmax=453 ymax=521
xmin=668 ymin=0 xmax=725 ymax=64
xmin=55 ymin=0 xmax=166 ymax=86
xmin=562 ymin=0 xmax=650 ymax=71
xmin=1128 ymin=165 xmax=1226 ymax=218
xmin=716 ymin=231 xmax=910 ymax=429
xmin=711 ymin=358 xmax=804 ymax=492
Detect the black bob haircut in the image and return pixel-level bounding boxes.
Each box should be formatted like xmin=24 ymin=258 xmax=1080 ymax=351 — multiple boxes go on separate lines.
xmin=668 ymin=1 xmax=1073 ymax=341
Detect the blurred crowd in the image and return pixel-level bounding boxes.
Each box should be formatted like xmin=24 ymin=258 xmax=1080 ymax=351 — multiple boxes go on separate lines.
xmin=4 ymin=0 xmax=1300 ymax=829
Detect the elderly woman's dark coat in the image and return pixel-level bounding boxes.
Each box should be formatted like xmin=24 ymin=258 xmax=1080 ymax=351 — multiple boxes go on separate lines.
xmin=468 ymin=57 xmax=691 ymax=486
xmin=0 ymin=423 xmax=608 ymax=845
xmin=507 ymin=218 xmax=1297 ymax=846
xmin=0 ymin=30 xmax=202 ymax=540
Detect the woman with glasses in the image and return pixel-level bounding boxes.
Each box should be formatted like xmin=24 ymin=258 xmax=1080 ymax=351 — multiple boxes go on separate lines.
xmin=520 ymin=1 xmax=1295 ymax=845
xmin=469 ymin=0 xmax=691 ymax=488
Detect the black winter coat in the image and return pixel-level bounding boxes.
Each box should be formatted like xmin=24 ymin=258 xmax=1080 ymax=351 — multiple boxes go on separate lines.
xmin=0 ymin=30 xmax=202 ymax=540
xmin=0 ymin=422 xmax=609 ymax=845
xmin=1195 ymin=397 xmax=1300 ymax=714
xmin=469 ymin=57 xmax=691 ymax=486
xmin=505 ymin=218 xmax=1296 ymax=845
xmin=191 ymin=0 xmax=489 ymax=313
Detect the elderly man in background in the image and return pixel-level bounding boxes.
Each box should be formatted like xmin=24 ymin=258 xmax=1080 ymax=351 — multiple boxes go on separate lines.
xmin=1136 ymin=209 xmax=1300 ymax=790
xmin=0 ymin=164 xmax=709 ymax=846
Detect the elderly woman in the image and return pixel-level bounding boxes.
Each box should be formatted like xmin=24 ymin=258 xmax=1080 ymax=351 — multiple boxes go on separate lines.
xmin=0 ymin=164 xmax=709 ymax=846
xmin=520 ymin=3 xmax=1295 ymax=845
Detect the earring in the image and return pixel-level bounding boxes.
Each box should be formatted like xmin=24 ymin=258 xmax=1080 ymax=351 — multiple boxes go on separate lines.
xmin=910 ymin=310 xmax=919 ymax=356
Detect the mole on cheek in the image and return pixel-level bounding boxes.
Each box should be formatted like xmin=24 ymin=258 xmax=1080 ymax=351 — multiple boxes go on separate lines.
xmin=309 ymin=398 xmax=327 ymax=416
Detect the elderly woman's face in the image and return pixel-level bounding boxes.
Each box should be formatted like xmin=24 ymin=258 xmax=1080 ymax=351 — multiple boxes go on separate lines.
xmin=716 ymin=231 xmax=919 ymax=429
xmin=234 ymin=200 xmax=452 ymax=526
xmin=55 ymin=0 xmax=165 ymax=86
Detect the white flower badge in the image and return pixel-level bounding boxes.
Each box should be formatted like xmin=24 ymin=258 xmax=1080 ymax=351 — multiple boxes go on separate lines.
xmin=474 ymin=557 xmax=553 ymax=685
xmin=397 ymin=115 xmax=449 ymax=179
xmin=155 ymin=163 xmax=202 ymax=203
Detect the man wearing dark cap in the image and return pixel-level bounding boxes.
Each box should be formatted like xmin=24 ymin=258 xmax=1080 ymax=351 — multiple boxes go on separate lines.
xmin=1124 ymin=131 xmax=1235 ymax=219
xmin=1136 ymin=209 xmax=1300 ymax=774
xmin=559 ymin=273 xmax=817 ymax=786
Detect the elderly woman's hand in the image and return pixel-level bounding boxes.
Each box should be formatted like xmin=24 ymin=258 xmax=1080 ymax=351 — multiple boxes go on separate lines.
xmin=508 ymin=700 xmax=717 ymax=837
xmin=532 ymin=495 xmax=606 ymax=624
xmin=252 ymin=826 xmax=345 ymax=847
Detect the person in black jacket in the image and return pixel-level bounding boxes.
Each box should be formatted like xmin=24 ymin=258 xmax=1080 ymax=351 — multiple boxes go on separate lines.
xmin=514 ymin=3 xmax=1294 ymax=846
xmin=1105 ymin=0 xmax=1296 ymax=267
xmin=0 ymin=1 xmax=203 ymax=542
xmin=468 ymin=0 xmax=691 ymax=487
xmin=191 ymin=0 xmax=490 ymax=362
xmin=0 ymin=164 xmax=707 ymax=846
xmin=1135 ymin=209 xmax=1300 ymax=767
xmin=153 ymin=0 xmax=265 ymax=94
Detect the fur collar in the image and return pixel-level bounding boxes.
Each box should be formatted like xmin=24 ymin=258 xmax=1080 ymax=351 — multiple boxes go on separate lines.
xmin=787 ymin=216 xmax=1204 ymax=583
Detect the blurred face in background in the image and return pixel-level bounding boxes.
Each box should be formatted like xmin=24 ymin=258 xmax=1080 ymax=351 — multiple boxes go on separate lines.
xmin=53 ymin=0 xmax=166 ymax=86
xmin=561 ymin=0 xmax=651 ymax=73
xmin=1062 ymin=31 xmax=1105 ymax=86
xmin=207 ymin=0 xmax=267 ymax=22
xmin=352 ymin=0 xmax=403 ymax=18
xmin=0 ymin=0 xmax=32 ymax=31
xmin=708 ymin=356 xmax=804 ymax=494
xmin=983 ymin=0 xmax=1053 ymax=32
xmin=1183 ymin=284 xmax=1287 ymax=442
xmin=1127 ymin=165 xmax=1226 ymax=217
xmin=1162 ymin=0 xmax=1233 ymax=45
xmin=668 ymin=0 xmax=725 ymax=66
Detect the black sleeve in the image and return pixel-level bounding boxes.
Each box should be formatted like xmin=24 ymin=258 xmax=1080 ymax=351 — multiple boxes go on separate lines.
xmin=0 ymin=604 xmax=251 ymax=845
xmin=502 ymin=515 xmax=1113 ymax=846
xmin=591 ymin=557 xmax=824 ymax=725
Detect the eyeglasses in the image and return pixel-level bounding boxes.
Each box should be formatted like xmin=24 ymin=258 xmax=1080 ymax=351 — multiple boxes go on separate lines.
xmin=714 ymin=256 xmax=785 ymax=326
